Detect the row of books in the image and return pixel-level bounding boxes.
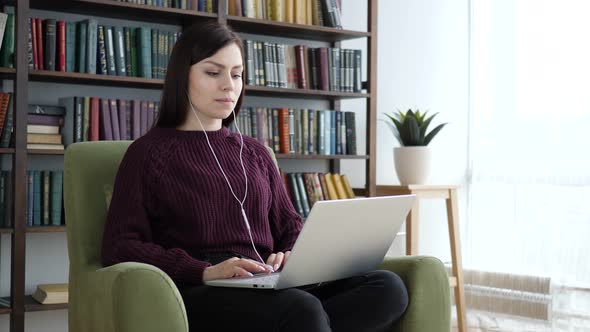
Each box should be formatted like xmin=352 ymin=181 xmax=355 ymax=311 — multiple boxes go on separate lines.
xmin=280 ymin=171 xmax=354 ymax=218
xmin=59 ymin=97 xmax=160 ymax=144
xmin=27 ymin=17 xmax=180 ymax=79
xmin=0 ymin=12 xmax=14 ymax=68
xmin=28 ymin=98 xmax=160 ymax=150
xmin=229 ymin=107 xmax=357 ymax=155
xmin=0 ymin=170 xmax=12 ymax=227
xmin=227 ymin=0 xmax=342 ymax=28
xmin=114 ymin=0 xmax=217 ymax=12
xmin=26 ymin=170 xmax=64 ymax=227
xmin=244 ymin=40 xmax=362 ymax=92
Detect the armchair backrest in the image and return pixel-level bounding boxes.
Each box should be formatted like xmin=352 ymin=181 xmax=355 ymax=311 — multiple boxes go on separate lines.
xmin=64 ymin=141 xmax=132 ymax=273
xmin=64 ymin=140 xmax=278 ymax=273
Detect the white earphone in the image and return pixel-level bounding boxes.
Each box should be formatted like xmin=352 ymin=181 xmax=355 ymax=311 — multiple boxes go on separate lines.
xmin=187 ymin=93 xmax=268 ymax=267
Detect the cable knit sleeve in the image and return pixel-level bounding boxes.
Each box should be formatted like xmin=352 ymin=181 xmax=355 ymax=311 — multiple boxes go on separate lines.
xmin=101 ymin=139 xmax=211 ymax=285
xmin=262 ymin=148 xmax=304 ymax=252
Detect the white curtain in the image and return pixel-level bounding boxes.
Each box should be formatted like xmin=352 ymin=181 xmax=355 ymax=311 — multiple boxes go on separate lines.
xmin=468 ymin=0 xmax=590 ymax=330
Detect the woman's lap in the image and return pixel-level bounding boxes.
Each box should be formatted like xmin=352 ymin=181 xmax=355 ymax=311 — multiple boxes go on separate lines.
xmin=179 ymin=270 xmax=408 ymax=332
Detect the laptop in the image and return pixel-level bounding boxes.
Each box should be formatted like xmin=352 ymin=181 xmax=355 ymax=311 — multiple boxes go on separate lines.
xmin=204 ymin=194 xmax=415 ymax=290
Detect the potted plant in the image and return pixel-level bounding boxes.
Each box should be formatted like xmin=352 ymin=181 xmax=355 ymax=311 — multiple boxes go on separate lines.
xmin=382 ymin=109 xmax=447 ymax=185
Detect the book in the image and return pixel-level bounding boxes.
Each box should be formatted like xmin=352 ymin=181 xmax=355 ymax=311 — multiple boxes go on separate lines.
xmin=28 ymin=104 xmax=66 ymax=116
xmin=318 ymin=173 xmax=329 ymax=200
xmin=0 ymin=14 xmax=14 ymax=68
xmin=42 ymin=171 xmax=50 ymax=225
xmin=27 ymin=171 xmax=33 ymax=226
xmin=0 ymin=93 xmax=10 ymax=137
xmin=43 ymin=19 xmax=56 ymax=71
xmin=50 ymin=171 xmax=63 ymax=226
xmin=56 ymin=20 xmax=66 ymax=71
xmin=332 ymin=172 xmax=348 ymax=199
xmin=75 ymin=20 xmax=87 ymax=73
xmin=0 ymin=13 xmax=7 ymax=52
xmin=32 ymin=283 xmax=68 ymax=304
xmin=0 ymin=171 xmax=6 ymax=227
xmin=65 ymin=22 xmax=76 ymax=72
xmin=287 ymin=173 xmax=304 ymax=216
xmin=27 ymin=143 xmax=64 ymax=150
xmin=340 ymin=174 xmax=355 ymax=198
xmin=57 ymin=96 xmax=77 ymax=145
xmin=85 ymin=19 xmax=98 ymax=74
xmin=27 ymin=125 xmax=60 ymax=134
xmin=32 ymin=170 xmax=41 ymax=226
xmin=324 ymin=173 xmax=338 ymax=200
xmin=27 ymin=133 xmax=62 ymax=145
xmin=295 ymin=173 xmax=310 ymax=217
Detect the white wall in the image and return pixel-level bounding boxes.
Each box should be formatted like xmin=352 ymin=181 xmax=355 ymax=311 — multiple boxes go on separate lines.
xmin=368 ymin=0 xmax=470 ymax=260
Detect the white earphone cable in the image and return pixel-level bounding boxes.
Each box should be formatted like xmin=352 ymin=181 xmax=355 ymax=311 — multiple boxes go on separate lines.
xmin=187 ymin=95 xmax=266 ymax=266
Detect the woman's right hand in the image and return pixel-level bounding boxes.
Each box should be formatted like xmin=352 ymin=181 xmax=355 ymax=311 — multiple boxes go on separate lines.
xmin=202 ymin=257 xmax=274 ymax=282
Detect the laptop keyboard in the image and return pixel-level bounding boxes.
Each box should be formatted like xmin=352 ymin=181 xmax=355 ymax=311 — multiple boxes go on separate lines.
xmin=234 ymin=273 xmax=280 ymax=285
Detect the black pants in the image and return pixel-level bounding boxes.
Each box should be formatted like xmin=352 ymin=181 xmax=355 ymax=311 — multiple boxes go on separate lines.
xmin=179 ymin=270 xmax=409 ymax=332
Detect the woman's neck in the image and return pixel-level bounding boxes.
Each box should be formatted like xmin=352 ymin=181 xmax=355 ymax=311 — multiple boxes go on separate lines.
xmin=177 ymin=116 xmax=222 ymax=131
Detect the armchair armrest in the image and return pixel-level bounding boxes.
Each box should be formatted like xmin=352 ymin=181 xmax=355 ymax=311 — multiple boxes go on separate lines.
xmin=380 ymin=256 xmax=451 ymax=332
xmin=89 ymin=262 xmax=188 ymax=332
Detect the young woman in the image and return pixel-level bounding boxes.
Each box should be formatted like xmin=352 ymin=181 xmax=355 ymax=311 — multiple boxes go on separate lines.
xmin=101 ymin=21 xmax=408 ymax=332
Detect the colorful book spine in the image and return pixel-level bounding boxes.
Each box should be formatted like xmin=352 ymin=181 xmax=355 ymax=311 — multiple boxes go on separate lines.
xmin=50 ymin=171 xmax=63 ymax=226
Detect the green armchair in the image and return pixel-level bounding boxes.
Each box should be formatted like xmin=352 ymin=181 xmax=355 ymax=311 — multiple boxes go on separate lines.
xmin=64 ymin=141 xmax=450 ymax=332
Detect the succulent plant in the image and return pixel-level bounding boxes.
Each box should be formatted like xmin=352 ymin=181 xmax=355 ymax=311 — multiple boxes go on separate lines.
xmin=382 ymin=109 xmax=447 ymax=146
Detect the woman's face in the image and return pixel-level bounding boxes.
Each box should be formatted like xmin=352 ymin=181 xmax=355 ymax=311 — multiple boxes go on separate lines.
xmin=186 ymin=42 xmax=244 ymax=129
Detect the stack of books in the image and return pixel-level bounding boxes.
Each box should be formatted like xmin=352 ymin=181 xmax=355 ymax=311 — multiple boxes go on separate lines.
xmin=27 ymin=105 xmax=65 ymax=150
xmin=32 ymin=283 xmax=68 ymax=304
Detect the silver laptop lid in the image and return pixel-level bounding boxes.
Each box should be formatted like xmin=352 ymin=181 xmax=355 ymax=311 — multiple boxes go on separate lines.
xmin=275 ymin=195 xmax=415 ymax=289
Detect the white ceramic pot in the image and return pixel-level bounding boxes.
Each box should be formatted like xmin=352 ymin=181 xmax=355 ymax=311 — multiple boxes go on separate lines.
xmin=393 ymin=146 xmax=432 ymax=185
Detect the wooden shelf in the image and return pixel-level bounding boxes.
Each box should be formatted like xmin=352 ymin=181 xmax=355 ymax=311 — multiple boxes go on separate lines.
xmin=276 ymin=154 xmax=368 ymax=160
xmin=0 ymin=227 xmax=13 ymax=234
xmin=227 ymin=16 xmax=371 ymax=42
xmin=26 ymin=226 xmax=66 ymax=233
xmin=245 ymin=85 xmax=369 ymax=99
xmin=29 ymin=0 xmax=217 ymax=26
xmin=24 ymin=296 xmax=67 ymax=312
xmin=28 ymin=149 xmax=65 ymax=155
xmin=29 ymin=70 xmax=164 ymax=89
xmin=0 ymin=67 xmax=15 ymax=80
xmin=27 ymin=70 xmax=369 ymax=98
xmin=0 ymin=148 xmax=15 ymax=154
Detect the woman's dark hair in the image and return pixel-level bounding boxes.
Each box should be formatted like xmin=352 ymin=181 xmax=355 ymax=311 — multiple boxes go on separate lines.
xmin=156 ymin=21 xmax=245 ymax=128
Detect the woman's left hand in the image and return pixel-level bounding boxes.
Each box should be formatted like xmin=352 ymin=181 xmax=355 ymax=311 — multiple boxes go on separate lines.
xmin=266 ymin=251 xmax=291 ymax=272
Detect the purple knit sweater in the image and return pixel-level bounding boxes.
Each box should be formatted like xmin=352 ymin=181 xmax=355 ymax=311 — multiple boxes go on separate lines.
xmin=101 ymin=126 xmax=303 ymax=286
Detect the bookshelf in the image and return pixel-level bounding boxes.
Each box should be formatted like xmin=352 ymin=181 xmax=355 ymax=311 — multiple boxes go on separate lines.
xmin=2 ymin=0 xmax=378 ymax=331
